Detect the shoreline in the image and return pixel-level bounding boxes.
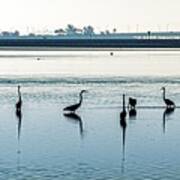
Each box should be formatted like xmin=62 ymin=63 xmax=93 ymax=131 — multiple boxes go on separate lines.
xmin=1 ymin=47 xmax=180 ymax=51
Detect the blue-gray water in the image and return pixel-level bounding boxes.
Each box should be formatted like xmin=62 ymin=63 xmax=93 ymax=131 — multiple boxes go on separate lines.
xmin=0 ymin=51 xmax=180 ymax=179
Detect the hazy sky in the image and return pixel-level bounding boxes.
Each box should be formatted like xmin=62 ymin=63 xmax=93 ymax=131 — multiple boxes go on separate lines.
xmin=1 ymin=0 xmax=180 ymax=33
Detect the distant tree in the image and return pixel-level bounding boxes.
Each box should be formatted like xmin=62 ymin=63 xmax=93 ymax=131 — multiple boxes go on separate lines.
xmin=76 ymin=28 xmax=83 ymax=33
xmin=113 ymin=28 xmax=117 ymax=33
xmin=83 ymin=25 xmax=94 ymax=35
xmin=66 ymin=24 xmax=77 ymax=35
xmin=14 ymin=30 xmax=20 ymax=36
xmin=54 ymin=28 xmax=65 ymax=35
xmin=28 ymin=33 xmax=36 ymax=37
xmin=147 ymin=31 xmax=151 ymax=39
xmin=2 ymin=31 xmax=10 ymax=36
xmin=1 ymin=30 xmax=20 ymax=36
xmin=100 ymin=31 xmax=105 ymax=35
xmin=105 ymin=30 xmax=110 ymax=35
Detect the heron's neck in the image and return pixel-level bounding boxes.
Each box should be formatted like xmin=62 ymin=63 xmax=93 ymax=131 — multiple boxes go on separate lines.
xmin=18 ymin=89 xmax=21 ymax=101
xmin=163 ymin=89 xmax=165 ymax=100
xmin=123 ymin=95 xmax=126 ymax=112
xmin=79 ymin=93 xmax=83 ymax=105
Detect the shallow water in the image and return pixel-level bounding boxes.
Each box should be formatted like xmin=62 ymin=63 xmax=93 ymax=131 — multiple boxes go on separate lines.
xmin=0 ymin=51 xmax=180 ymax=179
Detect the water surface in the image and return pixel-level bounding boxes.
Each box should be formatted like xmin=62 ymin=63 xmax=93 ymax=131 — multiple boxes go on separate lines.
xmin=0 ymin=51 xmax=180 ymax=179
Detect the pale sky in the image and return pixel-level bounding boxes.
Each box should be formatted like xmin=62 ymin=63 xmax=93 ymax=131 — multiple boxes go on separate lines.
xmin=1 ymin=0 xmax=180 ymax=34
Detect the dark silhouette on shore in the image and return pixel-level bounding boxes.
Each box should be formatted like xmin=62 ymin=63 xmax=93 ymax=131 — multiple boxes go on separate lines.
xmin=64 ymin=112 xmax=84 ymax=138
xmin=63 ymin=90 xmax=87 ymax=112
xmin=120 ymin=94 xmax=127 ymax=161
xmin=161 ymin=87 xmax=175 ymax=109
xmin=163 ymin=107 xmax=175 ymax=133
xmin=16 ymin=85 xmax=22 ymax=112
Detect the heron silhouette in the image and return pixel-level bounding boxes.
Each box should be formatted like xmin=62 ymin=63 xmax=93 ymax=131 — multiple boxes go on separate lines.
xmin=128 ymin=97 xmax=137 ymax=110
xmin=63 ymin=90 xmax=87 ymax=112
xmin=16 ymin=85 xmax=22 ymax=112
xmin=161 ymin=87 xmax=175 ymax=109
xmin=120 ymin=94 xmax=127 ymax=120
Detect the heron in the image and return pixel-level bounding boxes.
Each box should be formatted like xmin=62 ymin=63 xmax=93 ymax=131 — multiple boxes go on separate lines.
xmin=63 ymin=90 xmax=87 ymax=112
xmin=16 ymin=85 xmax=22 ymax=112
xmin=128 ymin=97 xmax=137 ymax=109
xmin=161 ymin=87 xmax=175 ymax=109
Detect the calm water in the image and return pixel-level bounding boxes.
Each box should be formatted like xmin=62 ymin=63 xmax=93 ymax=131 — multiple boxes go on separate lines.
xmin=0 ymin=51 xmax=180 ymax=179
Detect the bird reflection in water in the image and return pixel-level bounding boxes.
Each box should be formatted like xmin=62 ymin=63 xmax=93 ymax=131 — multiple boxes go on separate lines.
xmin=120 ymin=94 xmax=127 ymax=174
xmin=120 ymin=94 xmax=127 ymax=160
xmin=64 ymin=113 xmax=84 ymax=138
xmin=16 ymin=109 xmax=22 ymax=171
xmin=163 ymin=107 xmax=175 ymax=133
xmin=120 ymin=118 xmax=127 ymax=160
xmin=129 ymin=109 xmax=137 ymax=119
xmin=16 ymin=109 xmax=22 ymax=152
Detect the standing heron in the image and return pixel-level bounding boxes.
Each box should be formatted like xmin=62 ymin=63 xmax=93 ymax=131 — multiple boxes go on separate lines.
xmin=16 ymin=85 xmax=22 ymax=112
xmin=161 ymin=87 xmax=175 ymax=109
xmin=63 ymin=90 xmax=87 ymax=112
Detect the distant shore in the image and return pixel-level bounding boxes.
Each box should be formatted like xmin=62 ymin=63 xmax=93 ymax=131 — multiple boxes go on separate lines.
xmin=1 ymin=38 xmax=180 ymax=51
xmin=1 ymin=47 xmax=180 ymax=51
